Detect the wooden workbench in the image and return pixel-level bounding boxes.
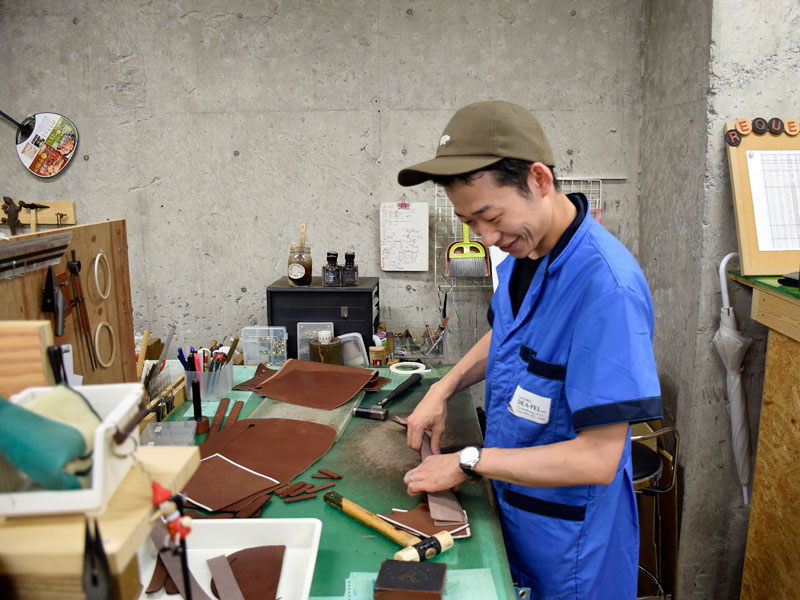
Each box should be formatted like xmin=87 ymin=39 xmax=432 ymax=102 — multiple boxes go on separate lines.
xmin=730 ymin=272 xmax=800 ymax=599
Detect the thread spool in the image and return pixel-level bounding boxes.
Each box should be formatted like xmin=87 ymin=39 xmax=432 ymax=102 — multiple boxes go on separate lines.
xmin=310 ymin=330 xmax=343 ymax=365
xmin=369 ymin=346 xmax=386 ymax=366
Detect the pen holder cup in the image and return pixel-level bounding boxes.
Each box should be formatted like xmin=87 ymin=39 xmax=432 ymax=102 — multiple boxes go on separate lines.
xmin=184 ymin=363 xmax=233 ymax=403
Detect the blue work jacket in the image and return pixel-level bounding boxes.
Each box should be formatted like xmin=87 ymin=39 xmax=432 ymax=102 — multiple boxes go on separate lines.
xmin=485 ymin=194 xmax=662 ymax=599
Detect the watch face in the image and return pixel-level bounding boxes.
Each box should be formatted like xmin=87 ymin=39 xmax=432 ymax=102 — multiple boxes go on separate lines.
xmin=461 ymin=446 xmax=480 ymax=465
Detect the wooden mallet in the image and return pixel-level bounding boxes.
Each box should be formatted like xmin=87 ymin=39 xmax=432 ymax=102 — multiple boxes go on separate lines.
xmin=323 ymin=490 xmax=453 ymax=562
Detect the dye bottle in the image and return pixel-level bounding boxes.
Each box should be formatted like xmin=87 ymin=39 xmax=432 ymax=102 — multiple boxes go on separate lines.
xmin=322 ymin=251 xmax=341 ymax=287
xmin=342 ymin=250 xmax=358 ymax=287
xmin=287 ymin=242 xmax=312 ymax=287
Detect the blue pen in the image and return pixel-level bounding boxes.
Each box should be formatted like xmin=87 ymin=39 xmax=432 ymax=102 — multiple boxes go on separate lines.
xmin=177 ymin=347 xmax=188 ymax=369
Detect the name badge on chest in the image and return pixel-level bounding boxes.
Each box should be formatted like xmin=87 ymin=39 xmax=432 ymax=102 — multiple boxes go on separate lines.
xmin=508 ymin=385 xmax=551 ymax=424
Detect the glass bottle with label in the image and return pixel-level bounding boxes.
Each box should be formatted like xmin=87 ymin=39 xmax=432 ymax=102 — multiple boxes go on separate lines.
xmin=342 ymin=250 xmax=358 ymax=287
xmin=287 ymin=242 xmax=312 ymax=286
xmin=322 ymin=251 xmax=341 ymax=287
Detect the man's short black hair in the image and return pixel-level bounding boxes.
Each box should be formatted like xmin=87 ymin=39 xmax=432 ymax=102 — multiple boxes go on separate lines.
xmin=431 ymin=158 xmax=559 ymax=197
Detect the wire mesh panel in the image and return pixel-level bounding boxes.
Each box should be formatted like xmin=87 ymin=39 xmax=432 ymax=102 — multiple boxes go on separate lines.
xmin=432 ymin=179 xmax=603 ymax=289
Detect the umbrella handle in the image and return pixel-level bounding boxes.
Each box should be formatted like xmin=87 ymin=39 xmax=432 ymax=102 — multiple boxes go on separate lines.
xmin=718 ymin=252 xmax=739 ymax=309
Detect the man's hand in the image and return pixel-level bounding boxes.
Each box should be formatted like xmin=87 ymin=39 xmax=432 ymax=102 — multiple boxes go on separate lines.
xmin=403 ymin=453 xmax=467 ymax=495
xmin=406 ymin=385 xmax=448 ymax=454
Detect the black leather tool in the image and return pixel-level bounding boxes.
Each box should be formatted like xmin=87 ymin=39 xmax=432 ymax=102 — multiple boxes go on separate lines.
xmin=352 ymin=372 xmax=423 ymax=420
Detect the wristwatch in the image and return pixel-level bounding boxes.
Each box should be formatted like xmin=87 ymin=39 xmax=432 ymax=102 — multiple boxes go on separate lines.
xmin=458 ymin=446 xmax=483 ymax=479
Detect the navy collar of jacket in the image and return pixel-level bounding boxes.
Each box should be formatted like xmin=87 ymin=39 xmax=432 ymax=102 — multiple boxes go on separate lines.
xmin=545 ymin=192 xmax=588 ymax=272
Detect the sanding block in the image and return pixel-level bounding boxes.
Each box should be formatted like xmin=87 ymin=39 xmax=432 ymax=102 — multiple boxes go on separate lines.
xmin=373 ymin=559 xmax=446 ymax=599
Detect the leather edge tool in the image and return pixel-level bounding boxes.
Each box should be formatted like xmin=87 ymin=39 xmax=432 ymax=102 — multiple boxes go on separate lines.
xmin=352 ymin=372 xmax=423 ymax=420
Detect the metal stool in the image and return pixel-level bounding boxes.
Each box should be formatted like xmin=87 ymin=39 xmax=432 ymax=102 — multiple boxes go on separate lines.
xmin=632 ymin=427 xmax=680 ymax=600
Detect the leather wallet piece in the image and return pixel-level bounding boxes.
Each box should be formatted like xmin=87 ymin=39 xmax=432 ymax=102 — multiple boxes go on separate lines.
xmin=252 ymin=359 xmax=377 ymax=410
xmin=182 ymin=454 xmax=279 ymax=512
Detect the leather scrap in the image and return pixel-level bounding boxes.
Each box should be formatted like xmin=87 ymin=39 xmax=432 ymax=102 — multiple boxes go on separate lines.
xmin=234 ymin=493 xmax=271 ymax=518
xmin=145 ymin=553 xmax=169 ymax=593
xmin=150 ymin=527 xmax=213 ymax=600
xmin=207 ymin=555 xmax=246 ymax=600
xmin=209 ymin=545 xmax=286 ymax=600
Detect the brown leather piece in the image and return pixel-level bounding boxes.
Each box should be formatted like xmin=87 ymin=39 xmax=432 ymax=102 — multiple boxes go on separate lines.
xmin=209 ymin=397 xmax=231 ymax=434
xmin=209 ymin=545 xmax=286 ymax=600
xmin=420 ymin=435 xmax=465 ymax=525
xmin=306 ymin=481 xmax=335 ymax=493
xmin=150 ymin=527 xmax=213 ymax=600
xmin=181 ymin=455 xmax=279 ymax=512
xmin=199 ymin=417 xmax=337 ymax=483
xmin=232 ymin=363 xmax=275 ymax=393
xmin=234 ymin=493 xmax=271 ymax=518
xmin=184 ymin=510 xmax=235 ymax=519
xmin=252 ymin=359 xmax=377 ymax=410
xmin=219 ymin=484 xmax=281 ymax=512
xmin=283 ymin=492 xmax=316 ymax=503
xmin=378 ymin=501 xmax=471 ymax=540
xmin=362 ymin=375 xmax=391 ymax=392
xmin=207 ymin=555 xmax=245 ymax=600
xmin=145 ymin=553 xmax=168 ymax=593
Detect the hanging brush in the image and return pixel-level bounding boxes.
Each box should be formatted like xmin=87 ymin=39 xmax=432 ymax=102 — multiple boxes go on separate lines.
xmin=445 ymin=223 xmax=491 ymax=278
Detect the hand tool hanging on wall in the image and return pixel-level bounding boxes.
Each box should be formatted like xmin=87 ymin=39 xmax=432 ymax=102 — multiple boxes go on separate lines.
xmin=18 ymin=201 xmax=49 ymax=233
xmin=41 ymin=266 xmax=66 ymax=337
xmin=67 ymin=250 xmax=97 ymax=371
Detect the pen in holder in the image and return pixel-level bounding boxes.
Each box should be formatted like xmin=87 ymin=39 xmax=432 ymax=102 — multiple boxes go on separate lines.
xmin=184 ymin=362 xmax=233 ymax=404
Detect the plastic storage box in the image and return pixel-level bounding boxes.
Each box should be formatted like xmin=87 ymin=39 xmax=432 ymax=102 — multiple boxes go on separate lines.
xmin=138 ymin=518 xmax=322 ymax=600
xmin=0 ymin=383 xmax=144 ymax=517
xmin=241 ymin=325 xmax=288 ymax=367
xmin=140 ymin=421 xmax=197 ymax=446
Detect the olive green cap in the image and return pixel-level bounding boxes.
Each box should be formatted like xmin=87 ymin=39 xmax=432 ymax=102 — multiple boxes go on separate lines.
xmin=397 ymin=100 xmax=555 ymax=187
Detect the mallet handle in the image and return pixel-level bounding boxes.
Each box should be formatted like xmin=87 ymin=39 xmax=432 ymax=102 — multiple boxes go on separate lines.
xmin=324 ymin=491 xmax=421 ymax=548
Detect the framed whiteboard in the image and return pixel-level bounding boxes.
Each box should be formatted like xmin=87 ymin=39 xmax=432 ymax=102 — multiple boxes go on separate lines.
xmin=725 ymin=118 xmax=800 ymax=275
xmin=380 ymin=202 xmax=428 ymax=271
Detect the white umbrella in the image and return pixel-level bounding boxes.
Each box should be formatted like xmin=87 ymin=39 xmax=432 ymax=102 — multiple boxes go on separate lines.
xmin=712 ymin=252 xmax=752 ymax=506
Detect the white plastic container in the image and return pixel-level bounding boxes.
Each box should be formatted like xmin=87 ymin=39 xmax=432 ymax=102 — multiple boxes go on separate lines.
xmin=138 ymin=518 xmax=322 ymax=600
xmin=0 ymin=383 xmax=144 ymax=517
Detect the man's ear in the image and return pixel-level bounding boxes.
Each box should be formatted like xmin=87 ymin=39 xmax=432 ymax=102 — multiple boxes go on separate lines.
xmin=528 ymin=162 xmax=553 ymax=195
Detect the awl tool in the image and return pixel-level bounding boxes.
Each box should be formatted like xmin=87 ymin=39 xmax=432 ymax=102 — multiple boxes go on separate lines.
xmin=353 ymin=372 xmax=422 ymax=420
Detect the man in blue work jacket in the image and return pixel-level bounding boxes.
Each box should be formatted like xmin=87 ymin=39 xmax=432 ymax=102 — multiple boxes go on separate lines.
xmin=398 ymin=100 xmax=662 ymax=599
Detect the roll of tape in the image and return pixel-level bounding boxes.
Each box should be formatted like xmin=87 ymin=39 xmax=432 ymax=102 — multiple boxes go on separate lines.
xmin=389 ymin=361 xmax=428 ymax=375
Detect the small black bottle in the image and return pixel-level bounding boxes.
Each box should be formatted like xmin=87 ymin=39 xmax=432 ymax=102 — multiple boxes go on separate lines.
xmin=322 ymin=251 xmax=341 ymax=287
xmin=342 ymin=250 xmax=358 ymax=286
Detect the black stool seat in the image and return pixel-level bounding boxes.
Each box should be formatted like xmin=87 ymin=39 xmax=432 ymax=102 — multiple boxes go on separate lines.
xmin=632 ymin=441 xmax=662 ymax=484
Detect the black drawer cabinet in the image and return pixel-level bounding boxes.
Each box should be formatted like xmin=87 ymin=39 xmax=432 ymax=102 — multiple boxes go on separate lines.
xmin=266 ymin=276 xmax=379 ymax=359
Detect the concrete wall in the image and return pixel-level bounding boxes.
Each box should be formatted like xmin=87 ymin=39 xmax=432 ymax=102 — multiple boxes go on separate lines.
xmin=0 ymin=0 xmax=644 ymax=361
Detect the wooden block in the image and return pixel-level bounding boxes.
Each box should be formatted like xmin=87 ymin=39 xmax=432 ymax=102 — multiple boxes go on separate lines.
xmin=751 ymin=288 xmax=800 ymax=343
xmin=17 ymin=202 xmax=77 ymax=227
xmin=0 ymin=320 xmax=54 ymax=397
